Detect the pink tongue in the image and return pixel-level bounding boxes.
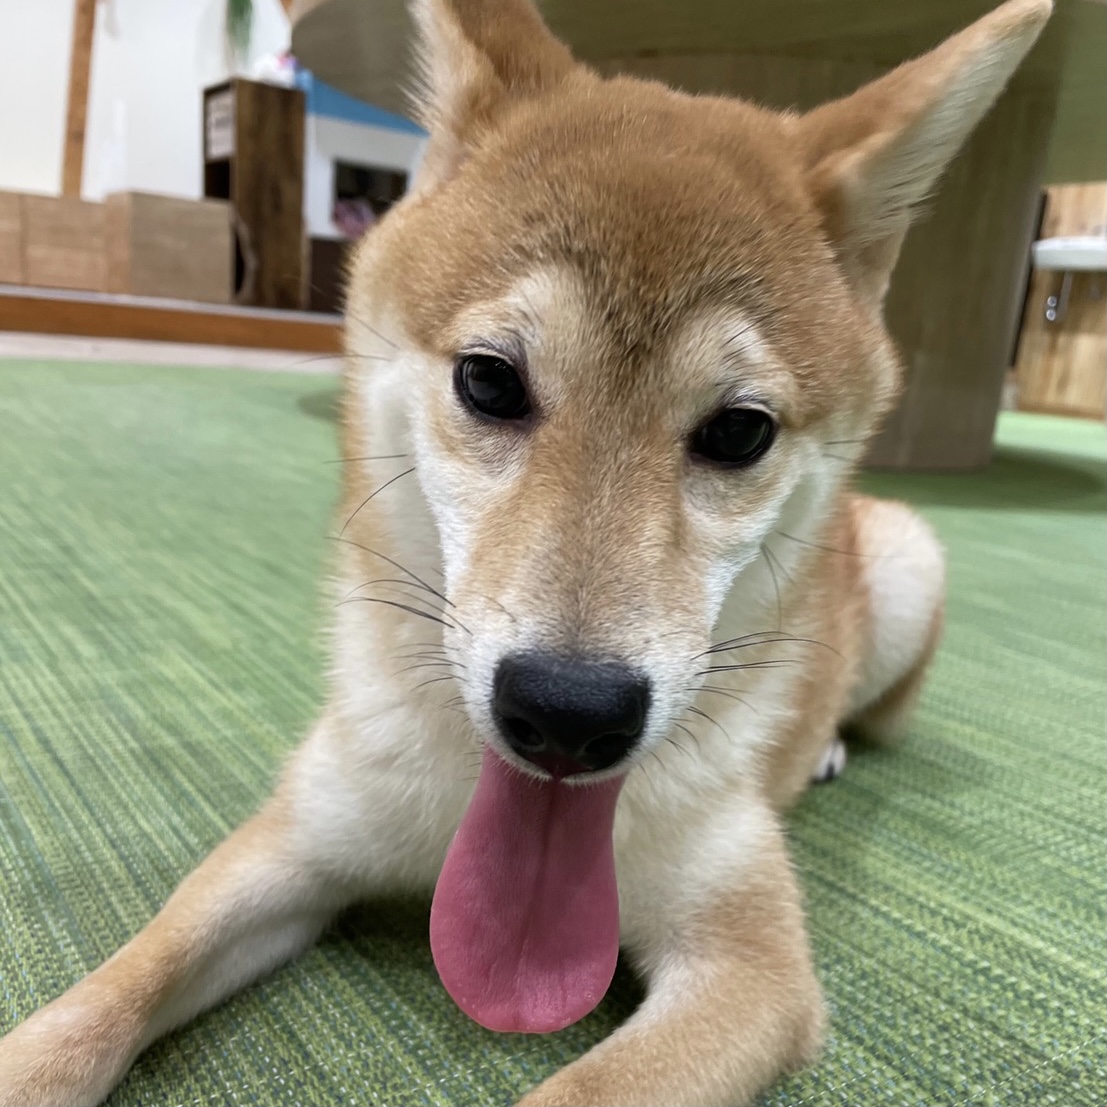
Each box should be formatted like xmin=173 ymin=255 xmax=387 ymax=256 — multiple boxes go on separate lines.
xmin=430 ymin=747 xmax=623 ymax=1033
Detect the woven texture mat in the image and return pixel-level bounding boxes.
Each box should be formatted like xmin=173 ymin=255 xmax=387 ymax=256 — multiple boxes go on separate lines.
xmin=1 ymin=359 xmax=1104 ymax=1106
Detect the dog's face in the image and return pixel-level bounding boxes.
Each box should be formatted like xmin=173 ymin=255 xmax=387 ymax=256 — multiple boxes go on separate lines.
xmin=344 ymin=0 xmax=1044 ymax=778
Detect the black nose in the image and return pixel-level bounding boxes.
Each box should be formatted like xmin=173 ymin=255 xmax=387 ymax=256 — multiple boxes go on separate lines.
xmin=492 ymin=653 xmax=650 ymax=775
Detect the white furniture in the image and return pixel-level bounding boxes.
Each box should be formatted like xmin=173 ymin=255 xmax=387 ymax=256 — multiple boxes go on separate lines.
xmin=1031 ymin=235 xmax=1107 ymax=324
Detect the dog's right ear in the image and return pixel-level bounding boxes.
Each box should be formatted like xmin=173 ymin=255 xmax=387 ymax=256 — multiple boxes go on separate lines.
xmin=409 ymin=0 xmax=576 ymax=186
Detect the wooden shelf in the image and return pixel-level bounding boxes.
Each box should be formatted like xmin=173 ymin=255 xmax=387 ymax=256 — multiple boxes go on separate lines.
xmin=0 ymin=285 xmax=342 ymax=354
xmin=203 ymin=79 xmax=307 ymax=310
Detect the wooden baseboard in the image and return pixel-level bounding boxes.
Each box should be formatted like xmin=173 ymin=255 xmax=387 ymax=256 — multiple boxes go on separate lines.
xmin=0 ymin=284 xmax=342 ymax=353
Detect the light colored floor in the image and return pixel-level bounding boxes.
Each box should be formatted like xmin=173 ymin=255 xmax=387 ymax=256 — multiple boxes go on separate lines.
xmin=0 ymin=332 xmax=342 ymax=373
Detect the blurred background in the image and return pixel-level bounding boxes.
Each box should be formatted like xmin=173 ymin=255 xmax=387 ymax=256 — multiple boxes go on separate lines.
xmin=0 ymin=0 xmax=1103 ymax=449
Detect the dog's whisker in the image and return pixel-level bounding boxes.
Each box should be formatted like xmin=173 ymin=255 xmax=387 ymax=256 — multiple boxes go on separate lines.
xmin=697 ymin=659 xmax=798 ymax=675
xmin=480 ymin=592 xmax=520 ymax=626
xmin=346 ymin=576 xmax=453 ymax=611
xmin=325 ymin=453 xmax=409 ymax=465
xmin=774 ymin=530 xmax=887 ymax=559
xmin=329 ymin=536 xmax=462 ymax=623
xmin=396 ymin=655 xmax=456 ymax=673
xmin=664 ymin=737 xmax=694 ymax=762
xmin=395 ymin=641 xmax=459 ymax=661
xmin=342 ymin=585 xmax=458 ymax=629
xmin=759 ymin=543 xmax=786 ymax=631
xmin=703 ymin=629 xmax=790 ymax=647
xmin=395 ymin=647 xmax=461 ymax=665
xmin=339 ymin=596 xmax=458 ymax=630
xmin=283 ymin=353 xmax=348 ymax=368
xmin=694 ymin=631 xmax=794 ymax=658
xmin=685 ymin=685 xmax=760 ymax=715
xmin=639 ymin=750 xmax=668 ymax=802
xmin=412 ymin=675 xmax=458 ymax=692
xmin=282 ymin=350 xmax=388 ymax=370
xmin=338 ymin=467 xmax=417 ymax=537
xmin=340 ymin=575 xmax=447 ymax=606
xmin=697 ymin=635 xmax=841 ymax=660
xmin=343 ymin=308 xmax=401 ymax=351
xmin=668 ymin=722 xmax=700 ymax=757
xmin=687 ymin=705 xmax=732 ymax=741
xmin=395 ymin=648 xmax=450 ymax=662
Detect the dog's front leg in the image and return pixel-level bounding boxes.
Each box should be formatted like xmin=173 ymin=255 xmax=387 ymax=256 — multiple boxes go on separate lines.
xmin=518 ymin=823 xmax=824 ymax=1107
xmin=0 ymin=784 xmax=349 ymax=1107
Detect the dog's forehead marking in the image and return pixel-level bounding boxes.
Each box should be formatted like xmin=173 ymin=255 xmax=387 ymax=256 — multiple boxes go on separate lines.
xmin=670 ymin=305 xmax=790 ymax=406
xmin=450 ymin=270 xmax=574 ymax=350
xmin=449 ymin=267 xmax=788 ymax=413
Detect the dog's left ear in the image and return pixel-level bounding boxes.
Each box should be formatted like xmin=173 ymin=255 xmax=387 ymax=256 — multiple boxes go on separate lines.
xmin=798 ymin=0 xmax=1052 ymax=304
xmin=409 ymin=0 xmax=577 ymax=187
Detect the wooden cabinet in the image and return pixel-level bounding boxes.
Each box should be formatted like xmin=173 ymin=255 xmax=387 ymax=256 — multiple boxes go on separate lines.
xmin=203 ymin=79 xmax=306 ymax=310
xmin=1015 ymin=183 xmax=1107 ymax=420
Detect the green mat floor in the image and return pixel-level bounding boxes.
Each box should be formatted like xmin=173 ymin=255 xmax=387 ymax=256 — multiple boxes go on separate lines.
xmin=1 ymin=358 xmax=1104 ymax=1106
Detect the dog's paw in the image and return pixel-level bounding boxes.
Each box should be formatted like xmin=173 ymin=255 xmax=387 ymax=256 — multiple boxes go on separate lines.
xmin=811 ymin=736 xmax=847 ymax=784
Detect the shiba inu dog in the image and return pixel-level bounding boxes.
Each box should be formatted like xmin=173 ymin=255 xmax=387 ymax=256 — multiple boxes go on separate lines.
xmin=0 ymin=1 xmax=1052 ymax=1104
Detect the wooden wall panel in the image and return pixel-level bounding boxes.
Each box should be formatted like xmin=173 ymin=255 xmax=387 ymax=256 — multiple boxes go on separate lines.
xmin=0 ymin=193 xmax=24 ymax=284
xmin=20 ymin=195 xmax=107 ymax=292
xmin=1016 ymin=183 xmax=1107 ymax=419
xmin=105 ymin=192 xmax=233 ymax=304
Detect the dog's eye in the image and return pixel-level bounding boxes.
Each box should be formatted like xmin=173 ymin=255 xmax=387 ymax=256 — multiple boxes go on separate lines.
xmin=454 ymin=355 xmax=531 ymax=421
xmin=690 ymin=408 xmax=776 ymax=467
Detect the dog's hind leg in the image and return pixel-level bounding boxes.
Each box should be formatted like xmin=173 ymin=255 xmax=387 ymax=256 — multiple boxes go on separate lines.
xmin=0 ymin=773 xmax=351 ymax=1107
xmin=517 ymin=815 xmax=824 ymax=1107
xmin=844 ymin=496 xmax=946 ymax=743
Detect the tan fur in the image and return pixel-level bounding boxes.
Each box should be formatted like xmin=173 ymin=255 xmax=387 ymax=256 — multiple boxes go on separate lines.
xmin=0 ymin=3 xmax=1050 ymax=1105
xmin=853 ymin=594 xmax=947 ymax=742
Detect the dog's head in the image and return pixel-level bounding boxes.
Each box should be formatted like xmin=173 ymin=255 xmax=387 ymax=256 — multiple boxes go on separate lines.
xmin=344 ymin=0 xmax=1049 ymax=780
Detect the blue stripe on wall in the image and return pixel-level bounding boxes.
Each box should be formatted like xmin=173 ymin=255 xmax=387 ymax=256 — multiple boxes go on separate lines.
xmin=297 ymin=71 xmax=426 ymax=136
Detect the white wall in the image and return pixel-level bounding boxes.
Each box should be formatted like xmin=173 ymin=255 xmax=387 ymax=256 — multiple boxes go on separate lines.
xmin=0 ymin=0 xmax=291 ymax=200
xmin=305 ymin=115 xmax=426 ymax=238
xmin=0 ymin=0 xmax=75 ymax=195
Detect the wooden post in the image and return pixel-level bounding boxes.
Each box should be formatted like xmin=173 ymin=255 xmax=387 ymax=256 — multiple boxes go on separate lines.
xmin=62 ymin=0 xmax=98 ymax=198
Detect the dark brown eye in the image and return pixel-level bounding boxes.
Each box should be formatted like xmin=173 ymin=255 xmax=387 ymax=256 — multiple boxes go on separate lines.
xmin=454 ymin=355 xmax=531 ymax=421
xmin=691 ymin=408 xmax=776 ymax=467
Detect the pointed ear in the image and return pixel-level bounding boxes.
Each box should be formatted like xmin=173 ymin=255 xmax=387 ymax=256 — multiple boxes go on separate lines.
xmin=409 ymin=0 xmax=577 ymax=185
xmin=798 ymin=0 xmax=1052 ymax=304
